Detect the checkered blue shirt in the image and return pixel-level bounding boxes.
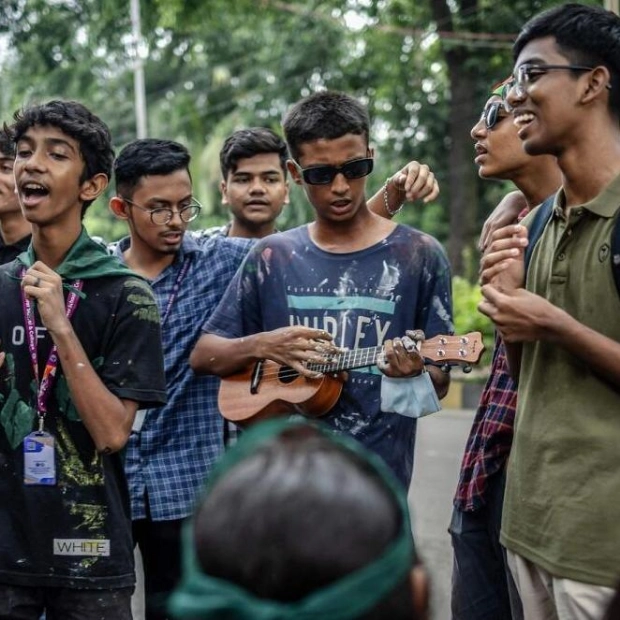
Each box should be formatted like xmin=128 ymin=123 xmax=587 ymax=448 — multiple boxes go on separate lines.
xmin=116 ymin=233 xmax=253 ymax=521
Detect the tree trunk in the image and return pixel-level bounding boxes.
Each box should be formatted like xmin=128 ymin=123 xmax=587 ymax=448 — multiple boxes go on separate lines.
xmin=427 ymin=0 xmax=481 ymax=277
xmin=445 ymin=54 xmax=479 ymax=276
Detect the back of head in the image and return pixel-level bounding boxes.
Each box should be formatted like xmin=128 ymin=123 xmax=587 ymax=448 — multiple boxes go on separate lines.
xmin=219 ymin=127 xmax=288 ymax=179
xmin=282 ymin=91 xmax=370 ymax=162
xmin=12 ymin=100 xmax=114 ymax=212
xmin=114 ymin=138 xmax=191 ymax=199
xmin=514 ymin=3 xmax=620 ymax=118
xmin=170 ymin=420 xmax=420 ymax=620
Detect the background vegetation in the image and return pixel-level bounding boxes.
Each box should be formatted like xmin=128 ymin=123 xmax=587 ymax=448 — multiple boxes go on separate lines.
xmin=0 ymin=0 xmax=602 ymax=351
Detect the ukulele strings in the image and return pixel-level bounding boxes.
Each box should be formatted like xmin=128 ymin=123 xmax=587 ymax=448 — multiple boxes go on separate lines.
xmin=252 ymin=343 xmax=475 ymax=382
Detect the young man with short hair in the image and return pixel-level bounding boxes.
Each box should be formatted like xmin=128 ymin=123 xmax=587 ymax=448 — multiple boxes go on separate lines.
xmin=169 ymin=419 xmax=430 ymax=620
xmin=480 ymin=5 xmax=620 ymax=618
xmin=190 ymin=91 xmax=453 ymax=488
xmin=0 ymin=100 xmax=166 ymax=619
xmin=109 ymin=138 xmax=252 ymax=620
xmin=0 ymin=127 xmax=31 ymax=264
xmin=450 ymin=81 xmax=560 ymax=620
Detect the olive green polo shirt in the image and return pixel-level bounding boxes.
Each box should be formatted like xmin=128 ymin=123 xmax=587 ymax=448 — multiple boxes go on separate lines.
xmin=501 ymin=173 xmax=620 ymax=587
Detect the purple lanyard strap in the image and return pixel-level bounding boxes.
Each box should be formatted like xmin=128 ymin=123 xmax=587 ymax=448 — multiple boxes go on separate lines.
xmin=20 ymin=268 xmax=83 ymax=421
xmin=160 ymin=258 xmax=190 ymax=326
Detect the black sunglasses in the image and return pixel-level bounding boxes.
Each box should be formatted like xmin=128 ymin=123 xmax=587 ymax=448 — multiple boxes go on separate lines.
xmin=481 ymin=102 xmax=509 ymax=130
xmin=296 ymin=157 xmax=374 ymax=185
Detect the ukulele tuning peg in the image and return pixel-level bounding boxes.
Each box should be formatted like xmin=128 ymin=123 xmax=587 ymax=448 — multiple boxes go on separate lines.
xmin=462 ymin=364 xmax=473 ymax=374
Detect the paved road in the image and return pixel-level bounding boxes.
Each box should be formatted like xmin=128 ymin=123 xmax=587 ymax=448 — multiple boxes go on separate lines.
xmin=132 ymin=407 xmax=475 ymax=620
xmin=410 ymin=408 xmax=475 ymax=620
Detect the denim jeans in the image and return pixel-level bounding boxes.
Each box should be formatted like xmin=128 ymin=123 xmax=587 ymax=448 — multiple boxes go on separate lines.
xmin=0 ymin=584 xmax=133 ymax=620
xmin=449 ymin=469 xmax=523 ymax=620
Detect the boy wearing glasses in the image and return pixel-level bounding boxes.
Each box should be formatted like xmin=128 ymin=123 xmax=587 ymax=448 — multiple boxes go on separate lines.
xmin=450 ymin=82 xmax=560 ymax=620
xmin=480 ymin=4 xmax=620 ymax=618
xmin=109 ymin=138 xmax=253 ymax=620
xmin=190 ymin=91 xmax=453 ymax=488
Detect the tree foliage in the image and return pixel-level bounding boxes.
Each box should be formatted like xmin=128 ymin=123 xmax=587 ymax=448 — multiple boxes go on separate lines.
xmin=0 ymin=0 xmax=604 ymax=268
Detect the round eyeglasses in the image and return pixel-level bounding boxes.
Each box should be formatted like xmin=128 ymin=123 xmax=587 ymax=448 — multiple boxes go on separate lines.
xmin=123 ymin=198 xmax=202 ymax=225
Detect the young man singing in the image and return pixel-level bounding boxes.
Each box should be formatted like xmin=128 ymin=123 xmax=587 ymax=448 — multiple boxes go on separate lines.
xmin=0 ymin=100 xmax=166 ymax=619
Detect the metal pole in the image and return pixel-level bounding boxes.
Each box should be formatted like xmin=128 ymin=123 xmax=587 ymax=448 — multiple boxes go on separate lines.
xmin=130 ymin=0 xmax=148 ymax=138
xmin=605 ymin=0 xmax=619 ymax=15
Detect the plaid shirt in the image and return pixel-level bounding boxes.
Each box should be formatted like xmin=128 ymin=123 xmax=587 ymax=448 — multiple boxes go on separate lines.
xmin=454 ymin=206 xmax=531 ymax=512
xmin=116 ymin=233 xmax=253 ymax=521
xmin=453 ymin=335 xmax=517 ymax=511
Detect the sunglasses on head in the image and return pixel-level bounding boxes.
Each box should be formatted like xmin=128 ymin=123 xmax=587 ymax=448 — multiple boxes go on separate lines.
xmin=296 ymin=157 xmax=374 ymax=185
xmin=481 ymin=101 xmax=509 ymax=130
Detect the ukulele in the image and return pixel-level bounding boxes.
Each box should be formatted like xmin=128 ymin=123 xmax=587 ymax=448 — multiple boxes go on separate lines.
xmin=218 ymin=332 xmax=485 ymax=426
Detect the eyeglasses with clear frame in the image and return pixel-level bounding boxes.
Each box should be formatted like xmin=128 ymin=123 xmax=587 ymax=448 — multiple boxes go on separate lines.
xmin=122 ymin=197 xmax=202 ymax=225
xmin=512 ymin=63 xmax=612 ymax=98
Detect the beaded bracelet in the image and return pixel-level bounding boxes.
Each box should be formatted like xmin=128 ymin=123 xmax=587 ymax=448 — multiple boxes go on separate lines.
xmin=383 ymin=177 xmax=404 ymax=216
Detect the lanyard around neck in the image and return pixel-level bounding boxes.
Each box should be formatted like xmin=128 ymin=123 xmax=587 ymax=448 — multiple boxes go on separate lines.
xmin=20 ymin=268 xmax=83 ymax=421
xmin=160 ymin=257 xmax=191 ymax=326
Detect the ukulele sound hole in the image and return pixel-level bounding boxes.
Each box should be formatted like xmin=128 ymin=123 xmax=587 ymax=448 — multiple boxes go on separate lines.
xmin=278 ymin=366 xmax=299 ymax=384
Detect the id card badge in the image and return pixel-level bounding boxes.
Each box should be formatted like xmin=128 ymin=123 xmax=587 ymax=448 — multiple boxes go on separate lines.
xmin=24 ymin=432 xmax=56 ymax=486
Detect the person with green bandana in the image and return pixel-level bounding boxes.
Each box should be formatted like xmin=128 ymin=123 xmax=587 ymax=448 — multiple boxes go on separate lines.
xmin=0 ymin=100 xmax=167 ymax=619
xmin=169 ymin=418 xmax=429 ymax=620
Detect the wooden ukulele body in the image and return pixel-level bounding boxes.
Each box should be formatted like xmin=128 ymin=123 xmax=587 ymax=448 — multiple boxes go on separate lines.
xmin=217 ymin=332 xmax=484 ymax=426
xmin=218 ymin=360 xmax=344 ymax=426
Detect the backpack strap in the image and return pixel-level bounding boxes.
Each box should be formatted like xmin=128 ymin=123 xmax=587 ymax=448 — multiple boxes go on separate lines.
xmin=524 ymin=194 xmax=556 ymax=274
xmin=611 ymin=209 xmax=620 ymax=298
xmin=524 ymin=194 xmax=620 ymax=298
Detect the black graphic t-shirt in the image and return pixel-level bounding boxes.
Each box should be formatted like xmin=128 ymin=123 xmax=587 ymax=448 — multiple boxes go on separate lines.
xmin=0 ymin=262 xmax=166 ymax=588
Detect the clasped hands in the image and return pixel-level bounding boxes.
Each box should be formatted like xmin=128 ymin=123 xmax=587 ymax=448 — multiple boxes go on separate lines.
xmin=478 ymin=224 xmax=558 ymax=343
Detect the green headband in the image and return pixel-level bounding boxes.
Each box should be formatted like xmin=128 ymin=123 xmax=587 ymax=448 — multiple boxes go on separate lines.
xmin=168 ymin=419 xmax=417 ymax=620
xmin=491 ymin=76 xmax=514 ymax=99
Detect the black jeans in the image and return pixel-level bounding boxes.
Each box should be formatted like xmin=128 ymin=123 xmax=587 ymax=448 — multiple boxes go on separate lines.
xmin=449 ymin=469 xmax=523 ymax=620
xmin=133 ymin=516 xmax=184 ymax=620
xmin=0 ymin=584 xmax=133 ymax=620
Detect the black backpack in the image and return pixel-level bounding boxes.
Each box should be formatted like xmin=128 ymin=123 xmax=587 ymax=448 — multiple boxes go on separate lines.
xmin=523 ymin=194 xmax=620 ymax=295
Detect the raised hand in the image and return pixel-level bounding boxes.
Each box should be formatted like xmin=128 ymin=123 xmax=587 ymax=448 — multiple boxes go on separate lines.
xmin=390 ymin=161 xmax=439 ymax=204
xmin=21 ymin=261 xmax=72 ymax=337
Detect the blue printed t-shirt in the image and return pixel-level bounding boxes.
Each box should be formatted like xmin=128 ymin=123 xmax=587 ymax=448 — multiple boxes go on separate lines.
xmin=117 ymin=233 xmax=253 ymax=521
xmin=204 ymin=224 xmax=453 ymax=487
